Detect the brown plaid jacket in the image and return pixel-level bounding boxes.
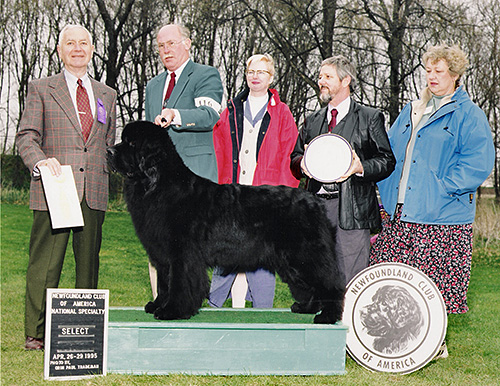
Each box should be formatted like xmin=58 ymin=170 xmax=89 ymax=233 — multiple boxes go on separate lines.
xmin=16 ymin=72 xmax=117 ymax=211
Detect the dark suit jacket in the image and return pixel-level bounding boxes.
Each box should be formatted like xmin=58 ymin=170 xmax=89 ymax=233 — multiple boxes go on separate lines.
xmin=291 ymin=99 xmax=395 ymax=230
xmin=16 ymin=72 xmax=117 ymax=211
xmin=145 ymin=59 xmax=223 ymax=182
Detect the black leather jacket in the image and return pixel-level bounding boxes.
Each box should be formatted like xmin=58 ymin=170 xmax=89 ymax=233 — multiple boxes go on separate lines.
xmin=291 ymin=99 xmax=396 ymax=231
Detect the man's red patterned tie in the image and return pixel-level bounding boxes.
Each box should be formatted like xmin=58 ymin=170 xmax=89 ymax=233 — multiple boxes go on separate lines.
xmin=163 ymin=72 xmax=176 ymax=107
xmin=77 ymin=79 xmax=93 ymax=142
xmin=328 ymin=108 xmax=338 ymax=132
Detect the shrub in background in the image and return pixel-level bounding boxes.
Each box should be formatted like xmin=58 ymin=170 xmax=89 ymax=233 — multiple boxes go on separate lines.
xmin=109 ymin=171 xmax=124 ymax=201
xmin=1 ymin=154 xmax=125 ymax=206
xmin=1 ymin=154 xmax=31 ymax=190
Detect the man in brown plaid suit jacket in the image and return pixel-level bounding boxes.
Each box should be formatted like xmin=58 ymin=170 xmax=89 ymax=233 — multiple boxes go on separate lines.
xmin=16 ymin=25 xmax=116 ymax=350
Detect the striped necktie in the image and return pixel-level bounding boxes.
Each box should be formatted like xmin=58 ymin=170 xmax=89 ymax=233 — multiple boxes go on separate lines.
xmin=76 ymin=79 xmax=93 ymax=141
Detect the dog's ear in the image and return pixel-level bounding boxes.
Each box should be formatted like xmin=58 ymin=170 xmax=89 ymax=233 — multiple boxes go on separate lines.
xmin=143 ymin=163 xmax=160 ymax=195
xmin=137 ymin=153 xmax=161 ymax=194
xmin=128 ymin=122 xmax=172 ymax=193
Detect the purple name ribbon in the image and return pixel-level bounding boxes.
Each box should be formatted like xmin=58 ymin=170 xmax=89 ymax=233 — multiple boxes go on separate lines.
xmin=97 ymin=98 xmax=106 ymax=124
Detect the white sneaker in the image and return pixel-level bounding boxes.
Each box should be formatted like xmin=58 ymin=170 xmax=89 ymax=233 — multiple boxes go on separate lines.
xmin=434 ymin=341 xmax=449 ymax=359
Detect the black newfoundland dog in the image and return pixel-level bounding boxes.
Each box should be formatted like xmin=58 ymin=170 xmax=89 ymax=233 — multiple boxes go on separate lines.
xmin=107 ymin=121 xmax=345 ymax=324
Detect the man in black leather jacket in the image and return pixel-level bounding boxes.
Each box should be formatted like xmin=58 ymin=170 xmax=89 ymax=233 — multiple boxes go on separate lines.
xmin=291 ymin=56 xmax=395 ymax=286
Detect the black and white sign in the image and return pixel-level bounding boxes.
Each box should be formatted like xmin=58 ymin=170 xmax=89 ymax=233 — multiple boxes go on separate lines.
xmin=44 ymin=289 xmax=109 ymax=380
xmin=343 ymin=263 xmax=447 ymax=374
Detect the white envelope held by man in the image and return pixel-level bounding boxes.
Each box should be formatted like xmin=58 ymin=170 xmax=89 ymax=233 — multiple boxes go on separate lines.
xmin=39 ymin=165 xmax=84 ymax=229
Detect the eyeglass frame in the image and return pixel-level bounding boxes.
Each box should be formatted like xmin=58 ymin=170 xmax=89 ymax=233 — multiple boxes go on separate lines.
xmin=158 ymin=40 xmax=185 ymax=51
xmin=246 ymin=69 xmax=272 ymax=77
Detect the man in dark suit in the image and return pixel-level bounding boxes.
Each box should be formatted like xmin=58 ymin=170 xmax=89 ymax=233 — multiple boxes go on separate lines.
xmin=145 ymin=24 xmax=223 ymax=297
xmin=16 ymin=25 xmax=116 ymax=350
xmin=291 ymin=55 xmax=395 ymax=286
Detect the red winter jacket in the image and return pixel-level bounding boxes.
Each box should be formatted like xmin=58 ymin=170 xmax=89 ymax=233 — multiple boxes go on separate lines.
xmin=213 ymin=88 xmax=300 ymax=187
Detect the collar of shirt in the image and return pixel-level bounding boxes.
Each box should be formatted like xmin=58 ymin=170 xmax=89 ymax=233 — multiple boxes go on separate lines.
xmin=328 ymin=96 xmax=351 ymax=124
xmin=63 ymin=69 xmax=96 ymax=117
xmin=246 ymin=94 xmax=269 ymax=125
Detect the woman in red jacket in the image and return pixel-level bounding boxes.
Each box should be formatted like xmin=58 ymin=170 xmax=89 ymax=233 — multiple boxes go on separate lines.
xmin=208 ymin=54 xmax=300 ymax=308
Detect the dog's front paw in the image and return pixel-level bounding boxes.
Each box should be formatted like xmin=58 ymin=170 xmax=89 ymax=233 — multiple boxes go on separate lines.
xmin=313 ymin=312 xmax=334 ymax=324
xmin=313 ymin=309 xmax=339 ymax=324
xmin=291 ymin=301 xmax=321 ymax=314
xmin=291 ymin=302 xmax=306 ymax=313
xmin=153 ymin=305 xmax=198 ymax=321
xmin=145 ymin=301 xmax=158 ymax=314
xmin=153 ymin=307 xmax=180 ymax=320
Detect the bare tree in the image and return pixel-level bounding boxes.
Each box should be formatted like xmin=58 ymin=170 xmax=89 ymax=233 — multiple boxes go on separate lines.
xmin=4 ymin=0 xmax=47 ymax=154
xmin=464 ymin=0 xmax=500 ymax=200
xmin=351 ymin=0 xmax=465 ymax=124
xmin=80 ymin=0 xmax=164 ymax=126
xmin=1 ymin=0 xmax=13 ymax=153
xmin=239 ymin=0 xmax=346 ymax=122
xmin=118 ymin=1 xmax=162 ymax=121
xmin=208 ymin=2 xmax=261 ymax=100
xmin=2 ymin=0 xmax=498 ymax=198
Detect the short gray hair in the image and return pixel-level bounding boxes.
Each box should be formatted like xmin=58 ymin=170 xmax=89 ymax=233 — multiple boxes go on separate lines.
xmin=157 ymin=24 xmax=191 ymax=40
xmin=177 ymin=25 xmax=191 ymax=40
xmin=58 ymin=25 xmax=93 ymax=46
xmin=321 ymin=55 xmax=357 ymax=92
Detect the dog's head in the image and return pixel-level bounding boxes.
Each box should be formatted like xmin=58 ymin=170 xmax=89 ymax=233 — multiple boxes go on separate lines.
xmin=107 ymin=121 xmax=178 ymax=193
xmin=360 ymin=285 xmax=423 ymax=353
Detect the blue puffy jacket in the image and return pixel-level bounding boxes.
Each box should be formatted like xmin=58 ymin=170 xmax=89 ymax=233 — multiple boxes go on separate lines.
xmin=377 ymin=86 xmax=495 ymax=225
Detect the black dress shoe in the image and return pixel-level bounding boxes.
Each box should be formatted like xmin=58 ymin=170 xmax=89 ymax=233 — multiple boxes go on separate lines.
xmin=25 ymin=336 xmax=44 ymax=350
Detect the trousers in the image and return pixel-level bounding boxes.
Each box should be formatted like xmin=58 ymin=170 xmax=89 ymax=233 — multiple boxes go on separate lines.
xmin=24 ymin=196 xmax=105 ymax=338
xmin=321 ymin=197 xmax=370 ymax=286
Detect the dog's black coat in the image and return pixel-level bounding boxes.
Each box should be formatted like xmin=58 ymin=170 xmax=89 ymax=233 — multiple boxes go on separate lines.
xmin=107 ymin=121 xmax=345 ymax=323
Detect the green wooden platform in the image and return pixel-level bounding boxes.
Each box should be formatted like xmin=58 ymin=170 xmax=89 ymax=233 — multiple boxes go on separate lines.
xmin=107 ymin=307 xmax=348 ymax=375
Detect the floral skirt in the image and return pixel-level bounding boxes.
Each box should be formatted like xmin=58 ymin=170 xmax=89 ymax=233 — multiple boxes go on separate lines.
xmin=369 ymin=205 xmax=473 ymax=314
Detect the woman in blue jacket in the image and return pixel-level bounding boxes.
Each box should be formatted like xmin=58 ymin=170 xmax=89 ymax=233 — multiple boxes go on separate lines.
xmin=370 ymin=44 xmax=495 ymax=357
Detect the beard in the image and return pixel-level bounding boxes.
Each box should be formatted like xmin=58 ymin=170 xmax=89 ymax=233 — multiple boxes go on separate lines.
xmin=319 ymin=87 xmax=332 ymax=104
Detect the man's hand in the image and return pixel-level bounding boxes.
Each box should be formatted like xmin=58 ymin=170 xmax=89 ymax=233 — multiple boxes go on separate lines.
xmin=154 ymin=108 xmax=175 ymax=128
xmin=300 ymin=144 xmax=313 ymax=178
xmin=37 ymin=157 xmax=62 ymax=177
xmin=336 ymin=150 xmax=363 ymax=182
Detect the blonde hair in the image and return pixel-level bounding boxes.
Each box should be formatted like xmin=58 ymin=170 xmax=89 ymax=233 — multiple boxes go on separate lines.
xmin=423 ymin=44 xmax=468 ymax=87
xmin=246 ymin=54 xmax=275 ymax=76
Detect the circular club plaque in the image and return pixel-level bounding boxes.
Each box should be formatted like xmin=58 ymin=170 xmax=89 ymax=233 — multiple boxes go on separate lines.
xmin=343 ymin=263 xmax=447 ymax=374
xmin=303 ymin=134 xmax=353 ymax=183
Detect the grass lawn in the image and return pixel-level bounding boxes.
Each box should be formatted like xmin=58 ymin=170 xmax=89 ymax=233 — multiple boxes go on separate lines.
xmin=1 ymin=203 xmax=499 ymax=385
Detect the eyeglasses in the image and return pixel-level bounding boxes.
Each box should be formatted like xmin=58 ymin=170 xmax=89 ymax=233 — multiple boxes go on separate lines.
xmin=246 ymin=69 xmax=271 ymax=77
xmin=158 ymin=40 xmax=184 ymax=51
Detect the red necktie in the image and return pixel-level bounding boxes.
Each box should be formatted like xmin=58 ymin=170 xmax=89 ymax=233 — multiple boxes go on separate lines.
xmin=163 ymin=72 xmax=176 ymax=107
xmin=76 ymin=79 xmax=93 ymax=142
xmin=328 ymin=108 xmax=338 ymax=133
